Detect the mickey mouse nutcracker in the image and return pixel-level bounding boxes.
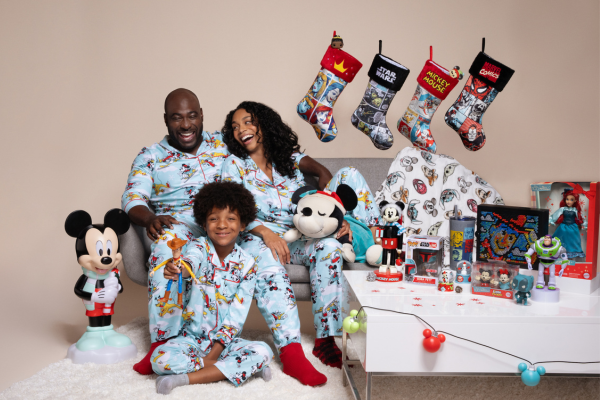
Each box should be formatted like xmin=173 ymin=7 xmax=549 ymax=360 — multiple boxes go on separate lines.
xmin=369 ymin=201 xmax=406 ymax=281
xmin=64 ymin=208 xmax=137 ymax=364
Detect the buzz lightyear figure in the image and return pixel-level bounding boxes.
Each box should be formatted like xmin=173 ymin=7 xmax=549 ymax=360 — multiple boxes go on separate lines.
xmin=525 ymin=235 xmax=568 ymax=290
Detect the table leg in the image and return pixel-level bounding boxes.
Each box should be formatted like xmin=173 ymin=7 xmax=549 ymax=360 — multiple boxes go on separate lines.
xmin=342 ymin=329 xmax=348 ymax=387
xmin=365 ymin=372 xmax=372 ymax=400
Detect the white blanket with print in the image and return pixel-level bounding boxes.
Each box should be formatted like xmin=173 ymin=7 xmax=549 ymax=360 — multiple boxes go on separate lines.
xmin=374 ymin=147 xmax=504 ymax=266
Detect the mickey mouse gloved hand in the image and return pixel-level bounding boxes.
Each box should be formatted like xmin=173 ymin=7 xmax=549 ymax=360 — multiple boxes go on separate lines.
xmin=104 ymin=276 xmax=122 ymax=291
xmin=91 ymin=287 xmax=118 ymax=304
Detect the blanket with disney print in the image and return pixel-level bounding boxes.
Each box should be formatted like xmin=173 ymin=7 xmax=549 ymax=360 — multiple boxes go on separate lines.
xmin=374 ymin=147 xmax=504 ymax=266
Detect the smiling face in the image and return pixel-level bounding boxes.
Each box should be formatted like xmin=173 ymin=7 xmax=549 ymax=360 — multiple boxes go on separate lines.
xmin=293 ymin=196 xmax=339 ymax=238
xmin=77 ymin=227 xmax=122 ymax=275
xmin=232 ymin=108 xmax=262 ymax=155
xmin=565 ymin=194 xmax=576 ymax=207
xmin=204 ymin=206 xmax=244 ymax=256
xmin=164 ymin=90 xmax=203 ymax=155
xmin=327 ymin=88 xmax=341 ymax=103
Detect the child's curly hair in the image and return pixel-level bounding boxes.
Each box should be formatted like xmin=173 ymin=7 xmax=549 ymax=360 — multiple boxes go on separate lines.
xmin=193 ymin=181 xmax=257 ymax=227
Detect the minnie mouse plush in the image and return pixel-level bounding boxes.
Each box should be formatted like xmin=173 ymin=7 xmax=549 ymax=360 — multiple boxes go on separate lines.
xmin=283 ymin=184 xmax=358 ymax=262
xmin=65 ymin=208 xmax=137 ymax=363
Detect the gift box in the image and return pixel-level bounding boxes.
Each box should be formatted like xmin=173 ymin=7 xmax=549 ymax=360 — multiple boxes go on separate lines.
xmin=404 ymin=235 xmax=443 ymax=286
xmin=476 ymin=204 xmax=549 ymax=268
xmin=530 ymin=182 xmax=599 ymax=284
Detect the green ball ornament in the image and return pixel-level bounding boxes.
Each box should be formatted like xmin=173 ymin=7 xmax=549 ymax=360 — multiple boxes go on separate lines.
xmin=343 ymin=316 xmax=359 ymax=333
xmin=350 ymin=310 xmax=359 ymax=317
xmin=360 ymin=320 xmax=367 ymax=333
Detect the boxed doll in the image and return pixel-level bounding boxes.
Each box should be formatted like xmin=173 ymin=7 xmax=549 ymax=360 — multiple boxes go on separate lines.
xmin=471 ymin=260 xmax=518 ymax=299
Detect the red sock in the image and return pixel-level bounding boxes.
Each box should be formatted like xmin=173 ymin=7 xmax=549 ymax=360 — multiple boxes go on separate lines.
xmin=280 ymin=342 xmax=327 ymax=386
xmin=312 ymin=336 xmax=342 ymax=369
xmin=132 ymin=339 xmax=167 ymax=375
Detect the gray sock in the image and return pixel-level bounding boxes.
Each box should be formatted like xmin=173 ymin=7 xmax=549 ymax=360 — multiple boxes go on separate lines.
xmin=255 ymin=366 xmax=272 ymax=382
xmin=156 ymin=374 xmax=189 ymax=395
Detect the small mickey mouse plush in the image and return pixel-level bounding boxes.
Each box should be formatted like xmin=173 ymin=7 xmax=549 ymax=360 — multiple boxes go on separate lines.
xmin=366 ymin=201 xmax=406 ymax=274
xmin=283 ymin=184 xmax=358 ymax=262
xmin=65 ymin=208 xmax=133 ymax=353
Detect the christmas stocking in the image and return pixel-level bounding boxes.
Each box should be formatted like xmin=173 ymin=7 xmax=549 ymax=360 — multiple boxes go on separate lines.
xmin=444 ymin=43 xmax=514 ymax=151
xmin=351 ymin=51 xmax=410 ymax=150
xmin=397 ymin=48 xmax=460 ymax=154
xmin=297 ymin=34 xmax=362 ymax=142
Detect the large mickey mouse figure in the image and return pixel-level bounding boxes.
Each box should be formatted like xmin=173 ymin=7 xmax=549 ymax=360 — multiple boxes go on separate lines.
xmin=366 ymin=201 xmax=406 ymax=275
xmin=65 ymin=208 xmax=137 ymax=363
xmin=283 ymin=184 xmax=358 ymax=262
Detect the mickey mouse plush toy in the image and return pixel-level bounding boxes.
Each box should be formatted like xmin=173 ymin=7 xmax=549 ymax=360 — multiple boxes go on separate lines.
xmin=283 ymin=184 xmax=358 ymax=262
xmin=65 ymin=208 xmax=137 ymax=363
xmin=366 ymin=201 xmax=406 ymax=277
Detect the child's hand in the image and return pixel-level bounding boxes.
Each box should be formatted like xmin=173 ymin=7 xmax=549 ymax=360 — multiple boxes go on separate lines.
xmin=164 ymin=261 xmax=180 ymax=280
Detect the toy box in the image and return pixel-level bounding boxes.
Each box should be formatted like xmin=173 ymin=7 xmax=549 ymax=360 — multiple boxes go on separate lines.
xmin=476 ymin=205 xmax=549 ymax=268
xmin=531 ymin=182 xmax=599 ymax=283
xmin=404 ymin=235 xmax=443 ymax=286
xmin=471 ymin=260 xmax=518 ymax=300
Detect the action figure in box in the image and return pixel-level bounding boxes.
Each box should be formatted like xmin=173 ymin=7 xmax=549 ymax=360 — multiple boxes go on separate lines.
xmin=64 ymin=209 xmax=137 ymax=363
xmin=525 ymin=235 xmax=568 ymax=290
xmin=550 ymin=190 xmax=586 ymax=259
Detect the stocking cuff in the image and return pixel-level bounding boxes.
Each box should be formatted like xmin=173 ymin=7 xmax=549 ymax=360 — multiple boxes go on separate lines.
xmin=321 ymin=46 xmax=363 ymax=83
xmin=367 ymin=54 xmax=410 ymax=91
xmin=469 ymin=52 xmax=514 ymax=92
xmin=416 ymin=60 xmax=459 ymax=100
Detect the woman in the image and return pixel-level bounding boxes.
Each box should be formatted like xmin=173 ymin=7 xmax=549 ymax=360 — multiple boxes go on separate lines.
xmin=221 ymin=101 xmax=381 ymax=370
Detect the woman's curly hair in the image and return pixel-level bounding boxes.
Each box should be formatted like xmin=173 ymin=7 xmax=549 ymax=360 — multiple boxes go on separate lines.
xmin=193 ymin=182 xmax=257 ymax=227
xmin=222 ymin=101 xmax=301 ymax=178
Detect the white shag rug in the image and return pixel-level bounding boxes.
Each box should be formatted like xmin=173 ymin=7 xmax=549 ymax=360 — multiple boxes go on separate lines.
xmin=1 ymin=317 xmax=598 ymax=400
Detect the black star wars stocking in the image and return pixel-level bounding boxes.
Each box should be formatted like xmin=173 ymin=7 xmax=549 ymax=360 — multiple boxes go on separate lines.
xmin=351 ymin=49 xmax=410 ymax=150
xmin=397 ymin=47 xmax=460 ymax=154
xmin=444 ymin=40 xmax=514 ymax=151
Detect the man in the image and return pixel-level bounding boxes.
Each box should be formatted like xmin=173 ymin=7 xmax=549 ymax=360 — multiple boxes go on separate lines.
xmin=122 ymin=89 xmax=325 ymax=386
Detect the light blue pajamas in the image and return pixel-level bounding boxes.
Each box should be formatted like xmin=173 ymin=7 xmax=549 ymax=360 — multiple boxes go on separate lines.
xmin=151 ymin=237 xmax=273 ymax=386
xmin=122 ymin=132 xmax=228 ymax=342
xmin=222 ymin=154 xmax=380 ymax=338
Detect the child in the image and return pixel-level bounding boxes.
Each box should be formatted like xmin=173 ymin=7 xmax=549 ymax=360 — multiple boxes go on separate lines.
xmin=151 ymin=182 xmax=273 ymax=394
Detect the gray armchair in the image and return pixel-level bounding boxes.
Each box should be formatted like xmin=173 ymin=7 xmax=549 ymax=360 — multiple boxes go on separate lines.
xmin=120 ymin=158 xmax=393 ymax=301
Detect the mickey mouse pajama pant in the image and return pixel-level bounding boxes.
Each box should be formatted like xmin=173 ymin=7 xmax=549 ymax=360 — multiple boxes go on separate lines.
xmin=151 ymin=336 xmax=273 ymax=387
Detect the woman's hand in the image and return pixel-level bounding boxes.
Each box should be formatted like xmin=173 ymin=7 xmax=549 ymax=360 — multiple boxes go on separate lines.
xmin=336 ymin=220 xmax=353 ymax=242
xmin=263 ymin=230 xmax=291 ymax=264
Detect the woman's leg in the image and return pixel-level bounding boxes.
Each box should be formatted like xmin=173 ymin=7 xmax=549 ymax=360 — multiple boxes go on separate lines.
xmin=289 ymin=237 xmax=344 ymax=368
xmin=238 ymin=232 xmax=327 ymax=386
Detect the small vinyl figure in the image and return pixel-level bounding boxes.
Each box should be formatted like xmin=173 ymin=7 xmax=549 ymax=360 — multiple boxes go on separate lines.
xmin=331 ymin=31 xmax=344 ymax=49
xmin=450 ymin=66 xmax=463 ymax=80
xmin=550 ymin=189 xmax=587 ymax=259
xmin=65 ymin=209 xmax=137 ymax=362
xmin=438 ymin=266 xmax=455 ymax=292
xmin=512 ymin=274 xmax=534 ymax=305
xmin=375 ymin=200 xmax=406 ymax=275
xmin=525 ymin=235 xmax=568 ymax=290
xmin=497 ymin=268 xmax=512 ymax=290
xmin=476 ymin=267 xmax=493 ymax=287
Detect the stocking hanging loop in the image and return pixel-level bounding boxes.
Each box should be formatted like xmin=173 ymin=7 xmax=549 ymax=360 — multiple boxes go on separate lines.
xmin=430 ymin=46 xmax=433 ymax=60
xmin=482 ymin=37 xmax=485 ymax=53
xmin=379 ymin=40 xmax=382 ymax=54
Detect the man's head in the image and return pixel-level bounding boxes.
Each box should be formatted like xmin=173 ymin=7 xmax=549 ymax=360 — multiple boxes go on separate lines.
xmin=193 ymin=182 xmax=257 ymax=251
xmin=164 ymin=88 xmax=203 ymax=154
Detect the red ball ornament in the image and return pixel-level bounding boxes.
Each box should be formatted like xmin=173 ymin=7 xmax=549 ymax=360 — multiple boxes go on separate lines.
xmin=422 ymin=329 xmax=443 ymax=353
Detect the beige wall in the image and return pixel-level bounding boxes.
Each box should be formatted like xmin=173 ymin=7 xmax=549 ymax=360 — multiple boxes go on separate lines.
xmin=1 ymin=0 xmax=598 ymax=391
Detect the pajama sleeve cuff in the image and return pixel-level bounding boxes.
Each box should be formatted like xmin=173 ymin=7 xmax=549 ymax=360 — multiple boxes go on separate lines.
xmin=123 ymin=199 xmax=150 ymax=214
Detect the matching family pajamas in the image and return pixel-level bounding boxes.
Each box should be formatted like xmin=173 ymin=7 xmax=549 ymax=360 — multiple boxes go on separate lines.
xmin=221 ymin=153 xmax=380 ymax=338
xmin=150 ymin=237 xmax=273 ymax=386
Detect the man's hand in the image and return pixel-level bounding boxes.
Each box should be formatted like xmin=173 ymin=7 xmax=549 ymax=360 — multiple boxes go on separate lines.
xmin=336 ymin=220 xmax=353 ymax=241
xmin=262 ymin=230 xmax=291 ymax=264
xmin=146 ymin=215 xmax=179 ymax=241
xmin=91 ymin=287 xmax=118 ymax=304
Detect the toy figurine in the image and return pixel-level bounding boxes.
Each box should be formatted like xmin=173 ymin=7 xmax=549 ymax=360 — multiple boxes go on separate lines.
xmin=65 ymin=209 xmax=137 ymax=363
xmin=512 ymin=274 xmax=534 ymax=305
xmin=497 ymin=268 xmax=512 ymax=290
xmin=450 ymin=66 xmax=463 ymax=80
xmin=437 ymin=266 xmax=455 ymax=292
xmin=150 ymin=237 xmax=199 ymax=306
xmin=550 ymin=189 xmax=587 ymax=259
xmin=476 ymin=267 xmax=493 ymax=287
xmin=525 ymin=235 xmax=568 ymax=290
xmin=374 ymin=200 xmax=406 ymax=275
xmin=331 ymin=31 xmax=343 ymax=49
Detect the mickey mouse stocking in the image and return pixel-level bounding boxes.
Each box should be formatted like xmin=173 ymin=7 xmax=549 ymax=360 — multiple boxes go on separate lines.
xmin=297 ymin=36 xmax=362 ymax=142
xmin=444 ymin=44 xmax=514 ymax=151
xmin=351 ymin=52 xmax=410 ymax=150
xmin=397 ymin=48 xmax=459 ymax=154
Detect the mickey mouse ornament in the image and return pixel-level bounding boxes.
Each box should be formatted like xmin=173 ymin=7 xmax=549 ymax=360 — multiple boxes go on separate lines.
xmin=64 ymin=209 xmax=137 ymax=364
xmin=422 ymin=329 xmax=445 ymax=353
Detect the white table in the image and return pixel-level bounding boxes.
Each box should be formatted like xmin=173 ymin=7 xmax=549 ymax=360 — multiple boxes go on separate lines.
xmin=341 ymin=270 xmax=600 ymax=400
